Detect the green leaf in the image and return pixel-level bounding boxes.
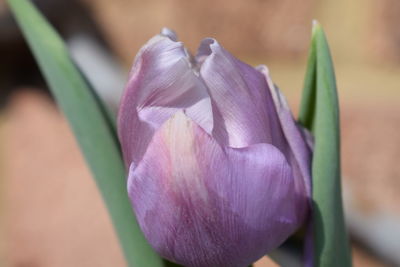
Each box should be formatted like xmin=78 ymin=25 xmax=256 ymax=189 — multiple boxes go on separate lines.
xmin=6 ymin=1 xmax=164 ymax=266
xmin=299 ymin=21 xmax=352 ymax=267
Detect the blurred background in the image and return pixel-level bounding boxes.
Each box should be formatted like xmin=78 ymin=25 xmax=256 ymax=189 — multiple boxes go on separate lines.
xmin=1 ymin=0 xmax=399 ymax=266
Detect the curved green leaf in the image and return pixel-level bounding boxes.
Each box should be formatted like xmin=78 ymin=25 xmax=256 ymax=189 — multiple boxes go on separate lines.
xmin=299 ymin=22 xmax=352 ymax=267
xmin=6 ymin=1 xmax=163 ymax=266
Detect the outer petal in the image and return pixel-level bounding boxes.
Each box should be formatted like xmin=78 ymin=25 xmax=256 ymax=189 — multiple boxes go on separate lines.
xmin=160 ymin=27 xmax=178 ymax=41
xmin=128 ymin=112 xmax=300 ymax=267
xmin=198 ymin=39 xmax=286 ymax=150
xmin=118 ymin=32 xmax=213 ymax=166
xmin=258 ymin=65 xmax=312 ymax=219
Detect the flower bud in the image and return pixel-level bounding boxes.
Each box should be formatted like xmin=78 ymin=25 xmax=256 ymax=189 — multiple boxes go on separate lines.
xmin=118 ymin=29 xmax=312 ymax=267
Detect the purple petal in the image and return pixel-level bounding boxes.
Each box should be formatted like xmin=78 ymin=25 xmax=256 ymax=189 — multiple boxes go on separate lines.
xmin=118 ymin=33 xmax=213 ymax=166
xmin=128 ymin=112 xmax=301 ymax=267
xmin=161 ymin=27 xmax=178 ymax=41
xmin=198 ymin=39 xmax=286 ymax=150
xmin=257 ymin=65 xmax=312 ymax=220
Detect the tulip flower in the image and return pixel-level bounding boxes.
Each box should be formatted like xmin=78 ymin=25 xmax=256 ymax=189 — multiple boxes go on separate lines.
xmin=118 ymin=28 xmax=312 ymax=267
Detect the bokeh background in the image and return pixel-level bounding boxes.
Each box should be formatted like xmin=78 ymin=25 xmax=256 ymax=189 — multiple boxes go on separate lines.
xmin=1 ymin=0 xmax=399 ymax=266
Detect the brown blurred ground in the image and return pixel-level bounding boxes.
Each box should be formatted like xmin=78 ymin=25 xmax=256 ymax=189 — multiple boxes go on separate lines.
xmin=82 ymin=0 xmax=314 ymax=63
xmin=1 ymin=0 xmax=400 ymax=266
xmin=81 ymin=0 xmax=400 ymax=65
xmin=1 ymin=91 xmax=125 ymax=267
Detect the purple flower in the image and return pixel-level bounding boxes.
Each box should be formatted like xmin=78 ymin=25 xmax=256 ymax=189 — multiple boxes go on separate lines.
xmin=118 ymin=28 xmax=312 ymax=267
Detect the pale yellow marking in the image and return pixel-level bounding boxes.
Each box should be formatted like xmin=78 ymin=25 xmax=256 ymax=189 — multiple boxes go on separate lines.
xmin=163 ymin=111 xmax=208 ymax=201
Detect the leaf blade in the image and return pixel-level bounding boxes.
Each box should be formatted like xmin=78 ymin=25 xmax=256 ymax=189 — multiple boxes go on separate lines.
xmin=299 ymin=22 xmax=352 ymax=267
xmin=6 ymin=1 xmax=163 ymax=266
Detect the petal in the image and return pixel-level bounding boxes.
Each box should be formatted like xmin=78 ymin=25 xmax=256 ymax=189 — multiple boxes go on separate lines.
xmin=258 ymin=65 xmax=312 ymax=215
xmin=128 ymin=112 xmax=303 ymax=267
xmin=195 ymin=38 xmax=214 ymax=65
xmin=161 ymin=27 xmax=178 ymax=41
xmin=118 ymin=32 xmax=213 ymax=166
xmin=198 ymin=39 xmax=286 ymax=149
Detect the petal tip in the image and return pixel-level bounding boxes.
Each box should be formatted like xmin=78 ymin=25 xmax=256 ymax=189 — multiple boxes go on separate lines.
xmin=161 ymin=27 xmax=178 ymax=41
